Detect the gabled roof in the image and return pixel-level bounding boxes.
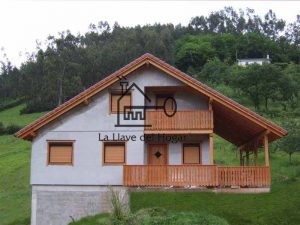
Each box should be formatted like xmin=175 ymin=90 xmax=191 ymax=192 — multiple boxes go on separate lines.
xmin=15 ymin=53 xmax=287 ymax=145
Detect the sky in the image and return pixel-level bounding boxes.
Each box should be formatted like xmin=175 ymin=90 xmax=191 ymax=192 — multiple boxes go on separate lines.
xmin=0 ymin=0 xmax=299 ymax=67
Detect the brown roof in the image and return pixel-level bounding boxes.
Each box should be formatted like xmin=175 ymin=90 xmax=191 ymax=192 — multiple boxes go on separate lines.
xmin=15 ymin=53 xmax=287 ymax=145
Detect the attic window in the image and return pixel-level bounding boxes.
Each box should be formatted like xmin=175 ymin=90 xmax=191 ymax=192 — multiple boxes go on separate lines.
xmin=110 ymin=92 xmax=132 ymax=113
xmin=156 ymin=94 xmax=174 ymax=111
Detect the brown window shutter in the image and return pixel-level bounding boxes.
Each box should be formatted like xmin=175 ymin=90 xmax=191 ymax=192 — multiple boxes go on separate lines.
xmin=49 ymin=143 xmax=73 ymax=164
xmin=104 ymin=143 xmax=125 ymax=164
xmin=111 ymin=93 xmax=131 ymax=113
xmin=183 ymin=144 xmax=201 ymax=164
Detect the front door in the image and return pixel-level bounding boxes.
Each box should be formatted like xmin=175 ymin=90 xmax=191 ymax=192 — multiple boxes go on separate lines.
xmin=148 ymin=144 xmax=168 ymax=165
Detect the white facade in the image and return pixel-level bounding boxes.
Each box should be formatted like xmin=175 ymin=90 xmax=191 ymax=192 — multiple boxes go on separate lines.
xmin=237 ymin=58 xmax=270 ymax=66
xmin=31 ymin=66 xmax=211 ymax=186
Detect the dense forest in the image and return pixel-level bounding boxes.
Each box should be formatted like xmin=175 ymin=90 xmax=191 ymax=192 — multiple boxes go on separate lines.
xmin=0 ymin=7 xmax=300 ymax=115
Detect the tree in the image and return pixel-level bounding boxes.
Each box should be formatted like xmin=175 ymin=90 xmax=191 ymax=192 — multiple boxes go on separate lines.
xmin=277 ymin=120 xmax=300 ymax=164
xmin=232 ymin=64 xmax=283 ymax=111
xmin=197 ymin=58 xmax=230 ymax=85
xmin=175 ymin=35 xmax=216 ymax=71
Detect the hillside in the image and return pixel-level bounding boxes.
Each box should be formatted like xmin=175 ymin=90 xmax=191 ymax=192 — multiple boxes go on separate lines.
xmin=0 ymin=105 xmax=47 ymax=225
xmin=0 ymin=104 xmax=299 ymax=225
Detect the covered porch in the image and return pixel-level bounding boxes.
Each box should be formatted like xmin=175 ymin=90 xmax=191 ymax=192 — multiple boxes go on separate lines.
xmin=123 ymin=165 xmax=270 ymax=187
xmin=123 ymin=131 xmax=272 ymax=188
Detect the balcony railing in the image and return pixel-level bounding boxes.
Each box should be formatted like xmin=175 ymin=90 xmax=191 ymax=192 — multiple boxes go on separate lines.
xmin=145 ymin=110 xmax=213 ymax=131
xmin=218 ymin=166 xmax=270 ymax=187
xmin=123 ymin=165 xmax=270 ymax=187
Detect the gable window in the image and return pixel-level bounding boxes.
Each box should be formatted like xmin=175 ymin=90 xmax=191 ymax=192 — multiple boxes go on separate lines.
xmin=110 ymin=92 xmax=132 ymax=113
xmin=103 ymin=142 xmax=126 ymax=164
xmin=156 ymin=94 xmax=174 ymax=111
xmin=48 ymin=141 xmax=74 ymax=165
xmin=182 ymin=143 xmax=201 ymax=164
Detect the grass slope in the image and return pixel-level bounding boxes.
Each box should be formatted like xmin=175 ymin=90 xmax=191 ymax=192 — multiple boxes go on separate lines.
xmin=0 ymin=104 xmax=299 ymax=225
xmin=0 ymin=104 xmax=46 ymax=127
xmin=0 ymin=105 xmax=46 ymax=225
xmin=131 ymin=146 xmax=300 ymax=225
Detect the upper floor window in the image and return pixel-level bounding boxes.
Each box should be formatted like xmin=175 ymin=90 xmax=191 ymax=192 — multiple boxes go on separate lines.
xmin=48 ymin=141 xmax=74 ymax=165
xmin=182 ymin=143 xmax=201 ymax=164
xmin=156 ymin=94 xmax=174 ymax=111
xmin=110 ymin=91 xmax=132 ymax=113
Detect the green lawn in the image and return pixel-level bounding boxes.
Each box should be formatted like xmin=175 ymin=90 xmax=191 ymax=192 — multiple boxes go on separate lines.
xmin=0 ymin=104 xmax=299 ymax=225
xmin=0 ymin=104 xmax=46 ymax=127
xmin=0 ymin=106 xmax=46 ymax=225
xmin=131 ymin=146 xmax=300 ymax=225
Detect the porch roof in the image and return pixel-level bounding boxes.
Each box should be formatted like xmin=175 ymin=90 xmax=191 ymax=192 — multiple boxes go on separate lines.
xmin=15 ymin=53 xmax=287 ymax=146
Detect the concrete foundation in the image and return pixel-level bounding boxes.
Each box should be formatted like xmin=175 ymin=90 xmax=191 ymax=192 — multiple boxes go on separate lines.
xmin=31 ymin=185 xmax=128 ymax=225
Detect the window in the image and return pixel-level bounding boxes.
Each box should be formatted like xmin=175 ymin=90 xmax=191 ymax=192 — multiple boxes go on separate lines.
xmin=156 ymin=94 xmax=174 ymax=111
xmin=110 ymin=92 xmax=131 ymax=113
xmin=48 ymin=141 xmax=74 ymax=165
xmin=103 ymin=142 xmax=126 ymax=164
xmin=182 ymin=143 xmax=201 ymax=164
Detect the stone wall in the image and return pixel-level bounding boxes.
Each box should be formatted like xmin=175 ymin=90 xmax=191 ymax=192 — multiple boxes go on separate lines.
xmin=31 ymin=185 xmax=128 ymax=225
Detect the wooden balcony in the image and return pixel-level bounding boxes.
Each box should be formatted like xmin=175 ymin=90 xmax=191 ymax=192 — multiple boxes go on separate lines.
xmin=218 ymin=166 xmax=270 ymax=187
xmin=123 ymin=165 xmax=270 ymax=187
xmin=144 ymin=110 xmax=213 ymax=134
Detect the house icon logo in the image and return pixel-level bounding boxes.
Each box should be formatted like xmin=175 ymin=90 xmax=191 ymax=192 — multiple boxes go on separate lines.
xmin=115 ymin=77 xmax=177 ymax=128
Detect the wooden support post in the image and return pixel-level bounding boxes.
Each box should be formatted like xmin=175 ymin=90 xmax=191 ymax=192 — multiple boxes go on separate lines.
xmin=264 ymin=133 xmax=269 ymax=166
xmin=254 ymin=148 xmax=258 ymax=166
xmin=246 ymin=151 xmax=250 ymax=166
xmin=209 ymin=98 xmax=213 ymax=111
xmin=209 ymin=133 xmax=214 ymax=164
xmin=240 ymin=149 xmax=243 ymax=166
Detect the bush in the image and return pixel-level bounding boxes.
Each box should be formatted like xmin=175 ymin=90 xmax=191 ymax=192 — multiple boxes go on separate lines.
xmin=70 ymin=189 xmax=228 ymax=225
xmin=0 ymin=98 xmax=23 ymax=112
xmin=0 ymin=123 xmax=22 ymax=135
xmin=5 ymin=124 xmax=22 ymax=134
xmin=69 ymin=207 xmax=229 ymax=225
xmin=0 ymin=122 xmax=5 ymax=135
xmin=133 ymin=208 xmax=229 ymax=225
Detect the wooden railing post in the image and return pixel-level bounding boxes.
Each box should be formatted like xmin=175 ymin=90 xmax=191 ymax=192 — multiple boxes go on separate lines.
xmin=209 ymin=133 xmax=214 ymax=164
xmin=264 ymin=133 xmax=269 ymax=166
xmin=239 ymin=149 xmax=243 ymax=166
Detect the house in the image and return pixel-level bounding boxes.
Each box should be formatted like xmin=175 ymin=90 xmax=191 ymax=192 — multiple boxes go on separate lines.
xmin=15 ymin=53 xmax=287 ymax=225
xmin=237 ymin=54 xmax=271 ymax=66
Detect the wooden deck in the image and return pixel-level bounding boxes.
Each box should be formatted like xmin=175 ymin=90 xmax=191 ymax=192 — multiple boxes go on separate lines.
xmin=145 ymin=110 xmax=213 ymax=132
xmin=123 ymin=165 xmax=270 ymax=187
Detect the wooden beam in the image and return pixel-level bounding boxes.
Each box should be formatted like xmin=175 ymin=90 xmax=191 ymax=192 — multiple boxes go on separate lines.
xmin=238 ymin=130 xmax=267 ymax=151
xmin=83 ymin=98 xmax=90 ymax=105
xmin=264 ymin=133 xmax=269 ymax=166
xmin=144 ymin=129 xmax=213 ymax=135
xmin=254 ymin=148 xmax=258 ymax=166
xmin=209 ymin=98 xmax=213 ymax=111
xmin=240 ymin=149 xmax=243 ymax=166
xmin=209 ymin=133 xmax=214 ymax=164
xmin=246 ymin=151 xmax=250 ymax=166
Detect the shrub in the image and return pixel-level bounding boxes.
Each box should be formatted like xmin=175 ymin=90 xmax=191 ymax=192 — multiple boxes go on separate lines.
xmin=133 ymin=208 xmax=229 ymax=225
xmin=0 ymin=123 xmax=22 ymax=135
xmin=0 ymin=98 xmax=23 ymax=112
xmin=0 ymin=122 xmax=5 ymax=135
xmin=109 ymin=187 xmax=130 ymax=223
xmin=69 ymin=207 xmax=229 ymax=225
xmin=5 ymin=124 xmax=22 ymax=135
